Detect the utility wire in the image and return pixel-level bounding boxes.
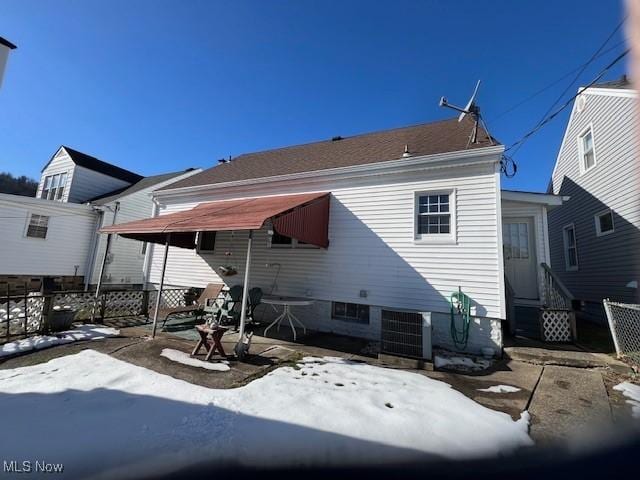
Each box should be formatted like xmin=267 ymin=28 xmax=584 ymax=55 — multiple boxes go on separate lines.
xmin=505 ymin=48 xmax=629 ymax=153
xmin=489 ymin=39 xmax=626 ymax=124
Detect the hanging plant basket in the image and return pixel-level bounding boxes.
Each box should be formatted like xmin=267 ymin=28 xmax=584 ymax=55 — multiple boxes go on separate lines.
xmin=218 ymin=265 xmax=238 ymax=277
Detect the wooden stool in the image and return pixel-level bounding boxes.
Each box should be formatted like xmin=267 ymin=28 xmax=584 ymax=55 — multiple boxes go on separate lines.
xmin=192 ymin=324 xmax=229 ymax=361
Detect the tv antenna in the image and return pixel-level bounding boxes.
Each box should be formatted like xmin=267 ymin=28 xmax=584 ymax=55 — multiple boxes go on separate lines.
xmin=439 ymin=80 xmax=493 ymax=146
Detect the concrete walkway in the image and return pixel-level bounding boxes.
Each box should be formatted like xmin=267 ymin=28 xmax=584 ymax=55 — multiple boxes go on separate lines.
xmin=528 ymin=365 xmax=613 ymax=446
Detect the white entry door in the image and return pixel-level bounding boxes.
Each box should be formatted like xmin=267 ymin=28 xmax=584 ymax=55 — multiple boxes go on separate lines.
xmin=503 ymin=218 xmax=538 ymax=300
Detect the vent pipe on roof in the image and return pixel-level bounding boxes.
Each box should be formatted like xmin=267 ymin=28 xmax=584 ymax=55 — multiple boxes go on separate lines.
xmin=402 ymin=144 xmax=411 ymax=158
xmin=331 ymin=136 xmax=343 ymax=141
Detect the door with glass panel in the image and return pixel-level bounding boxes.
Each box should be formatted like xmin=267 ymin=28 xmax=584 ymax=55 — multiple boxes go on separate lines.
xmin=503 ymin=218 xmax=538 ymax=300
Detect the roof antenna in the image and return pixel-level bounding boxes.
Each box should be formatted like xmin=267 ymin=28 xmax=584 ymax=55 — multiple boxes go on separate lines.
xmin=439 ymin=80 xmax=494 ymax=147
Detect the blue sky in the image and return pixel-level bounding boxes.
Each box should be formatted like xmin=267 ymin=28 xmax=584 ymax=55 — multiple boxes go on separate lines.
xmin=0 ymin=0 xmax=627 ymax=191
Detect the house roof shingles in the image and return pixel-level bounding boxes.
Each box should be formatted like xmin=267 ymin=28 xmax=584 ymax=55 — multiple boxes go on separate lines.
xmin=160 ymin=117 xmax=498 ymax=191
xmin=61 ymin=146 xmax=143 ymax=184
xmin=89 ymin=169 xmax=197 ymax=205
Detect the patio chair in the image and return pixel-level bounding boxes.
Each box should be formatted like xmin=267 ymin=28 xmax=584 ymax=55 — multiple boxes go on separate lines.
xmin=218 ymin=286 xmax=263 ymax=331
xmin=149 ymin=283 xmax=224 ymax=329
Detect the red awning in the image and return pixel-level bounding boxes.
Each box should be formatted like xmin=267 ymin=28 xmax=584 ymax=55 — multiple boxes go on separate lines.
xmin=99 ymin=192 xmax=330 ymax=249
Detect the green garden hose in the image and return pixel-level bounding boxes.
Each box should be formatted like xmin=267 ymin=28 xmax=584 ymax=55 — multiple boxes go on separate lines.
xmin=450 ymin=287 xmax=471 ymax=349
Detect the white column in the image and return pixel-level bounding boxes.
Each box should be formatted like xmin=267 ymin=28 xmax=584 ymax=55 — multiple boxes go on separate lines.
xmin=236 ymin=230 xmax=253 ymax=358
xmin=151 ymin=234 xmax=171 ymax=339
xmin=92 ymin=233 xmax=112 ymax=322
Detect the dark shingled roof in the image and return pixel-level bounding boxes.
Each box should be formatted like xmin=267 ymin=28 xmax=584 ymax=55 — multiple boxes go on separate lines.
xmin=593 ymin=75 xmax=632 ymax=90
xmin=58 ymin=146 xmax=143 ymax=184
xmin=0 ymin=37 xmax=17 ymax=49
xmin=160 ymin=117 xmax=498 ymax=191
xmin=89 ymin=169 xmax=197 ymax=205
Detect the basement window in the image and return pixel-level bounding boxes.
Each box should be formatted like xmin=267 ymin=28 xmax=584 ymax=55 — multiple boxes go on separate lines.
xmin=332 ymin=301 xmax=370 ymax=324
xmin=26 ymin=214 xmax=49 ymax=239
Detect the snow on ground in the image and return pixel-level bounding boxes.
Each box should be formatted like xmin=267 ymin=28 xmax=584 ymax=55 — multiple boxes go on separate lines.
xmin=434 ymin=354 xmax=492 ymax=372
xmin=478 ymin=385 xmax=522 ymax=393
xmin=614 ymin=381 xmax=640 ymax=418
xmin=160 ymin=348 xmax=230 ymax=371
xmin=0 ymin=325 xmax=119 ymax=358
xmin=0 ymin=351 xmax=532 ymax=478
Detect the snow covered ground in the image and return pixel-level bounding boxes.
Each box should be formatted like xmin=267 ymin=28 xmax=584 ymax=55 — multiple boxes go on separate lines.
xmin=160 ymin=348 xmax=230 ymax=371
xmin=478 ymin=385 xmax=522 ymax=393
xmin=614 ymin=382 xmax=640 ymax=419
xmin=0 ymin=351 xmax=532 ymax=478
xmin=0 ymin=325 xmax=119 ymax=358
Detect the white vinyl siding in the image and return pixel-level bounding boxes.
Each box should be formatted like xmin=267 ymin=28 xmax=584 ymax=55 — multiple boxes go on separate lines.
xmin=67 ymin=165 xmax=132 ymax=204
xmin=0 ymin=196 xmax=96 ymax=276
xmin=549 ymin=90 xmax=640 ymax=308
xmin=37 ymin=150 xmax=75 ymax=203
xmin=148 ymin=161 xmax=504 ymax=324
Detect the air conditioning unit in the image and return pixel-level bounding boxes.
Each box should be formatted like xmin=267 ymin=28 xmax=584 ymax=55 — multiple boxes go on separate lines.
xmin=380 ymin=309 xmax=432 ymax=360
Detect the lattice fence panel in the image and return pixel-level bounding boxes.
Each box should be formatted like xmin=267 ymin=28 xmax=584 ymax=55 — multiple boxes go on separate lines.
xmin=0 ymin=294 xmax=46 ymax=339
xmin=148 ymin=289 xmax=190 ymax=310
xmin=103 ymin=290 xmax=145 ymax=318
xmin=604 ymin=300 xmax=640 ymax=366
xmin=53 ymin=292 xmax=97 ymax=321
xmin=540 ymin=309 xmax=573 ymax=342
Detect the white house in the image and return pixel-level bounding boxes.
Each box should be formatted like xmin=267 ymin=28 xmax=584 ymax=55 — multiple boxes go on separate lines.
xmin=0 ymin=146 xmax=200 ymax=290
xmin=548 ymin=76 xmax=640 ymax=321
xmin=103 ymin=117 xmax=564 ymax=355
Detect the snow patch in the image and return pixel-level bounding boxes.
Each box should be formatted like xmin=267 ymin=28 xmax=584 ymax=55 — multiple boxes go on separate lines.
xmin=478 ymin=385 xmax=522 ymax=393
xmin=614 ymin=381 xmax=640 ymax=418
xmin=0 ymin=325 xmax=120 ymax=358
xmin=0 ymin=351 xmax=532 ymax=476
xmin=160 ymin=348 xmax=230 ymax=371
xmin=434 ymin=353 xmax=492 ymax=371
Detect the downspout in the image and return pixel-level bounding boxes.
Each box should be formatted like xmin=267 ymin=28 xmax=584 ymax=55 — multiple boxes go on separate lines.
xmin=142 ymin=198 xmax=161 ymax=288
xmin=84 ymin=207 xmax=104 ymax=291
xmin=92 ymin=201 xmax=120 ymax=319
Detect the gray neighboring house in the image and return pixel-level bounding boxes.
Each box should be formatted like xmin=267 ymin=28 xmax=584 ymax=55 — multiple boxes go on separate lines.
xmin=548 ymin=76 xmax=640 ymax=321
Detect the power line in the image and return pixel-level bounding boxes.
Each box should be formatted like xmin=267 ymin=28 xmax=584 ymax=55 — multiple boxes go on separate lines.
xmin=505 ymin=48 xmax=630 ymax=153
xmin=489 ymin=39 xmax=626 ymax=124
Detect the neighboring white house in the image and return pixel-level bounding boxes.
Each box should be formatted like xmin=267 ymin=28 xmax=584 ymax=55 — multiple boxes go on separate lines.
xmin=87 ymin=170 xmax=201 ymax=288
xmin=0 ymin=193 xmax=97 ymax=279
xmin=548 ymin=76 xmax=640 ymax=321
xmin=108 ymin=117 xmax=563 ymax=354
xmin=0 ymin=145 xmax=200 ymax=290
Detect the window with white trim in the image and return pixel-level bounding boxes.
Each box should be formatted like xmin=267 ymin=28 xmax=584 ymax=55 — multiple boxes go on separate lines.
xmin=415 ymin=191 xmax=454 ymax=240
xmin=41 ymin=172 xmax=68 ymax=201
xmin=196 ymin=231 xmax=216 ymax=252
xmin=26 ymin=214 xmax=49 ymax=239
xmin=595 ymin=210 xmax=614 ymax=236
xmin=578 ymin=127 xmax=596 ymax=173
xmin=563 ymin=224 xmax=578 ymax=271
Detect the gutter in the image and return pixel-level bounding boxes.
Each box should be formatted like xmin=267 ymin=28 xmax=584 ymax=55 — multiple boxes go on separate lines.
xmin=154 ymin=145 xmax=505 ymax=198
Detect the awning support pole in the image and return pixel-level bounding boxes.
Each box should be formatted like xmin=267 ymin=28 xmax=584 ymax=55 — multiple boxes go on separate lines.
xmin=151 ymin=233 xmax=171 ymax=339
xmin=92 ymin=233 xmax=112 ymax=322
xmin=236 ymin=229 xmax=253 ymax=360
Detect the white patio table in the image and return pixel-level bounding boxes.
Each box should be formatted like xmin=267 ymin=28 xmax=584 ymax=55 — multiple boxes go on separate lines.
xmin=262 ymin=295 xmax=314 ymax=341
